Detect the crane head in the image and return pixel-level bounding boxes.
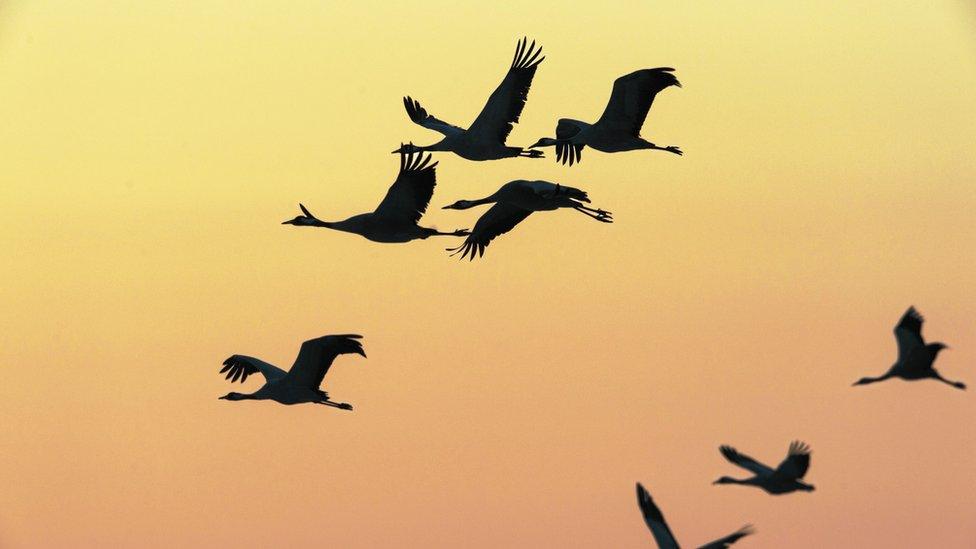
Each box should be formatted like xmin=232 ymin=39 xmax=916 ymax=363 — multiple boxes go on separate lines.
xmin=219 ymin=392 xmax=246 ymax=401
xmin=391 ymin=142 xmax=423 ymax=154
xmin=282 ymin=204 xmax=324 ymax=226
xmin=528 ymin=137 xmax=559 ymax=149
xmin=442 ymin=199 xmax=477 ymax=210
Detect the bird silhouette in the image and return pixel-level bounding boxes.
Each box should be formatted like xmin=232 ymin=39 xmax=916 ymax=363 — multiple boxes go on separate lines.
xmin=636 ymin=483 xmax=754 ymax=548
xmin=853 ymin=306 xmax=965 ymax=390
xmin=529 ymin=68 xmax=682 ymax=165
xmin=218 ymin=334 xmax=365 ymax=409
xmin=282 ymin=150 xmax=469 ymax=243
xmin=441 ymin=180 xmax=612 ymax=260
xmin=394 ymin=37 xmax=545 ymax=161
xmin=713 ymin=441 xmax=815 ymax=495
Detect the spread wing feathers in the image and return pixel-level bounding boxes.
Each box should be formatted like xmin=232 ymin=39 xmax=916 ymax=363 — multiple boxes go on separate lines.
xmin=595 ymin=68 xmax=680 ymax=137
xmin=773 ymin=441 xmax=811 ymax=480
xmin=556 ymin=143 xmax=585 ymax=166
xmin=719 ymin=445 xmax=774 ymax=476
xmin=402 ymin=96 xmax=465 ymax=136
xmin=219 ymin=355 xmax=288 ymax=384
xmin=698 ymin=526 xmax=755 ymax=549
xmin=555 ymin=119 xmax=585 ymax=166
xmin=446 ymin=202 xmax=533 ymax=261
xmin=894 ymin=306 xmax=925 ymax=363
xmin=467 ymin=37 xmax=544 ymax=144
xmin=283 ymin=335 xmax=366 ymax=390
xmin=636 ymin=484 xmax=681 ymax=549
xmin=374 ymin=151 xmax=438 ymax=224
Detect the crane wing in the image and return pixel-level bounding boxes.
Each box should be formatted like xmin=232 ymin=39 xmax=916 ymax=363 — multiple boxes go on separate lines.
xmin=219 ymin=355 xmax=288 ymax=384
xmin=719 ymin=445 xmax=774 ymax=476
xmin=373 ymin=151 xmax=438 ymax=224
xmin=555 ymin=119 xmax=585 ymax=166
xmin=466 ymin=37 xmax=544 ymax=144
xmin=282 ymin=335 xmax=366 ymax=390
xmin=402 ymin=96 xmax=465 ymax=137
xmin=697 ymin=526 xmax=755 ymax=549
xmin=521 ymin=180 xmax=590 ymax=203
xmin=594 ymin=68 xmax=680 ymax=137
xmin=636 ymin=483 xmax=681 ymax=549
xmin=772 ymin=441 xmax=811 ymax=480
xmin=446 ymin=202 xmax=532 ymax=261
xmin=893 ymin=306 xmax=925 ymax=364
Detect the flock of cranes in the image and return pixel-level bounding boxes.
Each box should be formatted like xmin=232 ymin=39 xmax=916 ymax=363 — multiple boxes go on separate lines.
xmin=216 ymin=37 xmax=967 ymax=546
xmin=281 ymin=37 xmax=681 ymax=259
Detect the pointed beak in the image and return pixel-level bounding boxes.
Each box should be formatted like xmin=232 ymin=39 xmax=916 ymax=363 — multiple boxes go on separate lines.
xmin=442 ymin=204 xmax=454 ymax=210
xmin=281 ymin=220 xmax=292 ymax=225
xmin=218 ymin=395 xmax=229 ymax=400
xmin=391 ymin=148 xmax=400 ymax=154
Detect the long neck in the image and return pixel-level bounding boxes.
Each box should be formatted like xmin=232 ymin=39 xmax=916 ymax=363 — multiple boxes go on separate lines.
xmin=860 ymin=372 xmax=894 ymax=385
xmin=414 ymin=140 xmax=449 ymax=152
xmin=718 ymin=477 xmax=751 ymax=485
xmin=471 ymin=195 xmax=497 ymax=206
xmin=319 ymin=216 xmax=365 ymax=233
xmin=230 ymin=392 xmax=262 ymax=401
xmin=457 ymin=193 xmax=499 ymax=209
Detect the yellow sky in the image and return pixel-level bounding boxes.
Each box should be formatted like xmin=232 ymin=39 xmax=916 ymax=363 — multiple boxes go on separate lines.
xmin=1 ymin=1 xmax=975 ymax=547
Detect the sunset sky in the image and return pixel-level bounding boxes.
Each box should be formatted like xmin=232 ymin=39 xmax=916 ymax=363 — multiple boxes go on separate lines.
xmin=1 ymin=1 xmax=975 ymax=547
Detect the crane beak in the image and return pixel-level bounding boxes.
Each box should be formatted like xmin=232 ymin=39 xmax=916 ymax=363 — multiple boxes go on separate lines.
xmin=218 ymin=395 xmax=229 ymax=400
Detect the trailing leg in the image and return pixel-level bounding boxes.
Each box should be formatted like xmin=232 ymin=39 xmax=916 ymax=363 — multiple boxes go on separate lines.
xmin=573 ymin=205 xmax=613 ymax=223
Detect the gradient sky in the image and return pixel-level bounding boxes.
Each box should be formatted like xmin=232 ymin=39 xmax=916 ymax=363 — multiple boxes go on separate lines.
xmin=1 ymin=1 xmax=975 ymax=547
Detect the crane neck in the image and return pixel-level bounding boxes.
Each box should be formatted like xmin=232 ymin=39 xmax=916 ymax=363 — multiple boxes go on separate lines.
xmin=468 ymin=195 xmax=498 ymax=207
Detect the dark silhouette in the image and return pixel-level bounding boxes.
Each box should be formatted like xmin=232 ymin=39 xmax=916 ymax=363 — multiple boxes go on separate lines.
xmin=714 ymin=441 xmax=815 ymax=495
xmin=282 ymin=151 xmax=469 ymax=243
xmin=853 ymin=306 xmax=965 ymax=390
xmin=529 ymin=68 xmax=682 ymax=165
xmin=441 ymin=180 xmax=612 ymax=260
xmin=393 ymin=37 xmax=545 ymax=161
xmin=636 ymin=483 xmax=754 ymax=548
xmin=218 ymin=334 xmax=365 ymax=409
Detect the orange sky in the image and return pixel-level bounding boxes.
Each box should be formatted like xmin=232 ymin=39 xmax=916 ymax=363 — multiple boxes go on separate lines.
xmin=1 ymin=1 xmax=974 ymax=547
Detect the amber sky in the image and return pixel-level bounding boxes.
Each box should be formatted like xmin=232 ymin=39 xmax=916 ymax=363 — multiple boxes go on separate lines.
xmin=1 ymin=1 xmax=974 ymax=547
